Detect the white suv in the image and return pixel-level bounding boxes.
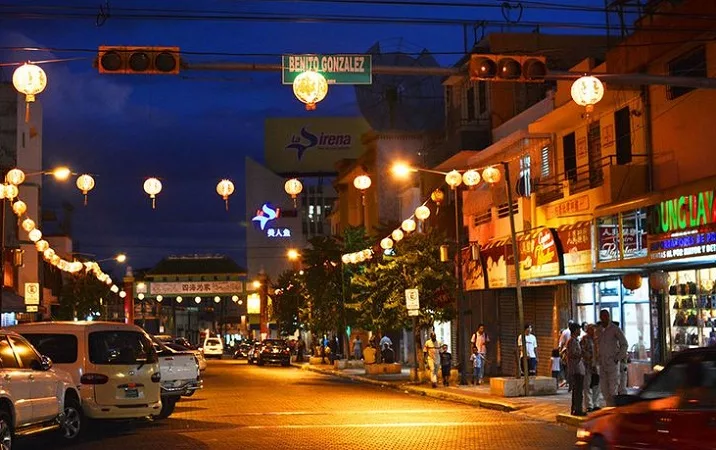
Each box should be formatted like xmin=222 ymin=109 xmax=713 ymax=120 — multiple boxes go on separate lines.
xmin=201 ymin=337 xmax=224 ymax=359
xmin=0 ymin=330 xmax=82 ymax=448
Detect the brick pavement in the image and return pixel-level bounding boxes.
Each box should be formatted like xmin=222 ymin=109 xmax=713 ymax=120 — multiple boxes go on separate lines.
xmin=21 ymin=360 xmax=578 ymax=450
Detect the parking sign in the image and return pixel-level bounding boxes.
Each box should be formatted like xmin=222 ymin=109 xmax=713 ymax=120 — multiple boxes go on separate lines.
xmin=405 ymin=289 xmax=419 ymax=310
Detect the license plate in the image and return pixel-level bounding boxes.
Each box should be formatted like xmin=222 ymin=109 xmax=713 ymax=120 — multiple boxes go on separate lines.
xmin=125 ymin=389 xmax=139 ymax=398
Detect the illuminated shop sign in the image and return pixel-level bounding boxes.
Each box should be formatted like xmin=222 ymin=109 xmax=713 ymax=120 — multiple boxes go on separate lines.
xmin=649 ymin=227 xmax=716 ymax=261
xmin=252 ymin=203 xmax=292 ymax=238
xmin=656 ymin=191 xmax=715 ymax=233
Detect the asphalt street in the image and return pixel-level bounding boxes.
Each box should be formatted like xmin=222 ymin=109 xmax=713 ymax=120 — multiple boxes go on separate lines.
xmin=23 ymin=360 xmax=577 ymax=450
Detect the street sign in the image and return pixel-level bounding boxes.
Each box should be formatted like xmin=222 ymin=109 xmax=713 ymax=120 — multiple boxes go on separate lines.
xmin=405 ymin=288 xmax=419 ymax=310
xmin=282 ymin=54 xmax=372 ymax=85
xmin=26 ymin=305 xmax=38 ymax=313
xmin=24 ymin=283 xmax=39 ymax=305
xmin=408 ymin=309 xmax=419 ymax=317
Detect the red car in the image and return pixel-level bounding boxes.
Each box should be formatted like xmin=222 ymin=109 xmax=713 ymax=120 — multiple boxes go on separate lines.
xmin=576 ymin=348 xmax=716 ymax=449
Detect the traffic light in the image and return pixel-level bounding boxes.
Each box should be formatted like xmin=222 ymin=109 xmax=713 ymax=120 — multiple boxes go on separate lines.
xmin=97 ymin=46 xmax=181 ymax=74
xmin=469 ymin=54 xmax=547 ymax=82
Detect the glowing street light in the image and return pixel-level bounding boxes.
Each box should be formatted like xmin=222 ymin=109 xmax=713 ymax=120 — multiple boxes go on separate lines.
xmin=391 ymin=162 xmax=417 ymax=179
xmin=287 ymin=249 xmax=300 ymax=261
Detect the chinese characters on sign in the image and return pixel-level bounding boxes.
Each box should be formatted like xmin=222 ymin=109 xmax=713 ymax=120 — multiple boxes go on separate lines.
xmin=252 ymin=203 xmax=293 ymax=239
xmin=518 ymin=228 xmax=561 ymax=279
xmin=597 ymin=210 xmax=648 ymax=263
xmin=149 ymin=281 xmax=245 ymax=295
xmin=557 ymin=222 xmax=592 ymax=275
xmin=546 ymin=195 xmax=590 ymax=220
xmin=266 ymin=228 xmax=291 ymax=238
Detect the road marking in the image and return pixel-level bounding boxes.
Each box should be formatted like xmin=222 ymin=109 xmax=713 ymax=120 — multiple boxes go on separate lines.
xmin=230 ymin=409 xmax=475 ymax=416
xmin=242 ymin=421 xmax=541 ymax=430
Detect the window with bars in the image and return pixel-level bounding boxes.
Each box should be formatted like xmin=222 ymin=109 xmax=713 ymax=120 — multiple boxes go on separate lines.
xmin=473 ymin=209 xmax=492 ymax=226
xmin=667 ymin=46 xmax=706 ymax=100
xmin=540 ymin=146 xmax=551 ymax=178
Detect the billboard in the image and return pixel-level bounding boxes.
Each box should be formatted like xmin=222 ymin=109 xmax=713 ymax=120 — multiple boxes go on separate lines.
xmin=265 ymin=117 xmax=371 ymax=174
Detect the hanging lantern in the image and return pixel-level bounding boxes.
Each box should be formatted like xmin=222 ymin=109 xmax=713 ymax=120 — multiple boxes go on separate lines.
xmin=349 ymin=253 xmax=359 ymax=264
xmin=28 ymin=228 xmax=42 ymax=242
xmin=401 ymin=218 xmax=417 ymax=233
xmin=649 ymin=271 xmax=670 ymax=292
xmin=194 ymin=296 xmax=201 ymax=304
xmin=391 ymin=229 xmax=404 ymax=242
xmin=0 ymin=185 xmax=6 ymax=200
xmin=362 ymin=249 xmax=372 ymax=260
xmin=440 ymin=244 xmax=450 ymax=262
xmin=35 ymin=239 xmax=49 ymax=252
xmin=292 ymin=71 xmax=328 ymax=111
xmin=12 ymin=62 xmax=47 ymax=123
xmin=356 ymin=252 xmax=365 ymax=263
xmin=462 ymin=169 xmax=481 ymax=188
xmin=341 ymin=254 xmax=350 ymax=264
xmin=214 ymin=296 xmax=221 ymax=303
xmin=76 ymin=174 xmax=95 ymax=206
xmin=380 ymin=237 xmax=394 ymax=250
xmin=4 ymin=184 xmax=18 ymax=200
xmin=445 ymin=170 xmax=462 ymax=189
xmin=284 ymin=178 xmax=303 ymax=207
xmin=176 ymin=296 xmax=183 ymax=303
xmin=431 ymin=189 xmax=445 ymax=205
xmin=571 ymin=75 xmax=605 ymax=114
xmin=11 ymin=200 xmax=26 ymax=216
xmin=5 ymin=169 xmax=25 ymax=186
xmin=21 ymin=218 xmax=35 ymax=232
xmin=482 ymin=166 xmax=502 ymax=185
xmin=143 ymin=177 xmax=162 ymax=209
xmin=353 ymin=175 xmax=372 ymax=191
xmin=156 ymin=295 xmax=164 ymax=302
xmin=50 ymin=255 xmax=61 ymax=267
xmin=216 ymin=179 xmax=235 ymax=211
xmin=42 ymin=248 xmax=55 ymax=260
xmin=415 ymin=205 xmax=431 ymax=221
xmin=622 ymin=273 xmax=643 ymax=291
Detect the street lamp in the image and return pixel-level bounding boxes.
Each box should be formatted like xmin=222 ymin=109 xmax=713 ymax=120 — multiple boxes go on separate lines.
xmin=287 ymin=249 xmax=300 ymax=261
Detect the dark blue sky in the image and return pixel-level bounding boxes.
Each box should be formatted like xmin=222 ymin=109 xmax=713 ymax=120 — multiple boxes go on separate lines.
xmin=0 ymin=0 xmax=608 ymax=272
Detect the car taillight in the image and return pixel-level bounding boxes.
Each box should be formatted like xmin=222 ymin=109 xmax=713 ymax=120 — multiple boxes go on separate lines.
xmin=80 ymin=373 xmax=109 ymax=385
xmin=151 ymin=372 xmax=161 ymax=383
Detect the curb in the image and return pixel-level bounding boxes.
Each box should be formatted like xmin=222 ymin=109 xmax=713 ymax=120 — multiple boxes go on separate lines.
xmin=556 ymin=413 xmax=587 ymax=428
xmin=294 ymin=363 xmax=519 ymax=413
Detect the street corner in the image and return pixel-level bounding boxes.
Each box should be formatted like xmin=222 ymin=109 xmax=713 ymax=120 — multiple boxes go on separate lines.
xmin=556 ymin=413 xmax=588 ymax=428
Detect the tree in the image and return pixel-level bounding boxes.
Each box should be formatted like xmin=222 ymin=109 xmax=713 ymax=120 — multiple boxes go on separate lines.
xmin=271 ymin=270 xmax=305 ymax=336
xmin=349 ymin=229 xmax=456 ymax=333
xmin=57 ymin=272 xmax=110 ymax=320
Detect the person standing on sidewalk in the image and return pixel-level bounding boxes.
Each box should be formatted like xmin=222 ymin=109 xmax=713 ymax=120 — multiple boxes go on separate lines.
xmin=352 ymin=336 xmax=363 ymax=360
xmin=566 ymin=322 xmax=586 ymax=416
xmin=597 ymin=309 xmax=628 ymax=407
xmin=424 ymin=332 xmax=441 ymax=388
xmin=439 ymin=344 xmax=452 ymax=387
xmin=518 ymin=324 xmax=538 ymax=375
xmin=471 ymin=324 xmax=490 ymax=382
xmin=470 ymin=346 xmax=485 ymax=385
xmin=581 ymin=324 xmax=601 ymax=411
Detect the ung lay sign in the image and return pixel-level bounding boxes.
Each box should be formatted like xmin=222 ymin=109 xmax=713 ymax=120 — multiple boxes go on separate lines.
xmin=282 ymin=54 xmax=372 ymax=85
xmin=656 ymin=191 xmax=716 ymax=233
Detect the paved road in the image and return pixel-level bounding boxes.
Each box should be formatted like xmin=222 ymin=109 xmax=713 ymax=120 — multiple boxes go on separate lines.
xmin=23 ymin=360 xmax=577 ymax=450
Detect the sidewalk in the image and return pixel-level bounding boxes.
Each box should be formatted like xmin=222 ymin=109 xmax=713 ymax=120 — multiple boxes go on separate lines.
xmin=294 ymin=361 xmax=587 ymax=427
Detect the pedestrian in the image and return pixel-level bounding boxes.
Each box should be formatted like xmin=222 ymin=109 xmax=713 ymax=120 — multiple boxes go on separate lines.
xmin=439 ymin=344 xmax=452 ymax=386
xmin=550 ymin=349 xmax=561 ymax=389
xmin=566 ymin=322 xmax=586 ymax=416
xmin=328 ymin=335 xmax=339 ymax=364
xmin=424 ymin=332 xmax=441 ymax=388
xmin=596 ymin=309 xmax=628 ymax=407
xmin=581 ymin=324 xmax=601 ymax=411
xmin=352 ymin=336 xmax=363 ymax=360
xmin=517 ymin=324 xmax=538 ymax=376
xmin=379 ymin=334 xmax=393 ymax=349
xmin=471 ymin=323 xmax=490 ymax=379
xmin=381 ymin=342 xmax=395 ymax=364
xmin=470 ymin=346 xmax=484 ymax=385
xmin=558 ymin=320 xmax=573 ymax=389
xmin=296 ymin=337 xmax=305 ymax=363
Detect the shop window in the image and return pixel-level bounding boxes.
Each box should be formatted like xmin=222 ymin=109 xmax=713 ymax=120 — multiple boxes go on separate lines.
xmin=667 ymin=268 xmax=716 ymax=359
xmin=621 ymin=209 xmax=648 ymax=260
xmin=540 ymin=146 xmax=551 ymax=178
xmin=667 ymin=46 xmax=706 ymax=100
xmin=597 ymin=209 xmax=648 ymax=263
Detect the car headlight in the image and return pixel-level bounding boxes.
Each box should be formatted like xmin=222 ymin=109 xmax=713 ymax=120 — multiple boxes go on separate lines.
xmin=576 ymin=428 xmax=591 ymax=440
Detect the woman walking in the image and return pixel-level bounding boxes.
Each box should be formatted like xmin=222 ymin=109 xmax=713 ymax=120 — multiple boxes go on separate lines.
xmin=566 ymin=322 xmax=586 ymax=416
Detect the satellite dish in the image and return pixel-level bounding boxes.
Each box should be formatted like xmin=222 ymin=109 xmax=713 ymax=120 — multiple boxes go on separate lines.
xmin=355 ymin=40 xmax=444 ymax=132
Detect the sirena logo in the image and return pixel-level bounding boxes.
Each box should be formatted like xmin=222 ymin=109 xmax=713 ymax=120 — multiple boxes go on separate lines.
xmin=285 ymin=127 xmax=352 ymax=160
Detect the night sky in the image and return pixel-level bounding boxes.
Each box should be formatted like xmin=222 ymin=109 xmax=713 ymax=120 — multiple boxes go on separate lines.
xmin=0 ymin=0 xmax=609 ymax=274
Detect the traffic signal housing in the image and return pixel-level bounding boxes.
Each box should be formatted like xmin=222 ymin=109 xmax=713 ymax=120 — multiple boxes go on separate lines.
xmin=469 ymin=54 xmax=547 ymax=82
xmin=97 ymin=46 xmax=181 ymax=74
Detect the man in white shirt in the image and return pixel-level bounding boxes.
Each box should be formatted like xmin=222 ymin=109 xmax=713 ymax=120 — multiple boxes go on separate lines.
xmin=424 ymin=332 xmax=441 ymax=388
xmin=518 ymin=324 xmax=538 ymax=376
xmin=597 ymin=310 xmax=629 ymax=406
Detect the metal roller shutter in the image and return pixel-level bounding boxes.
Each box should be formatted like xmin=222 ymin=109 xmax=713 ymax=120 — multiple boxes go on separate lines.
xmin=498 ymin=290 xmax=517 ymax=376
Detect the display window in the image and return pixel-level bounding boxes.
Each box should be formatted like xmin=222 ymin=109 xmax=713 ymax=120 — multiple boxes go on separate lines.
xmin=666 ymin=268 xmax=716 ymax=354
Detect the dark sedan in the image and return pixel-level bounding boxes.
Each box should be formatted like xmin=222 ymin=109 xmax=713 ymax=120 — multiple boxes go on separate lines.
xmin=257 ymin=339 xmax=291 ymax=366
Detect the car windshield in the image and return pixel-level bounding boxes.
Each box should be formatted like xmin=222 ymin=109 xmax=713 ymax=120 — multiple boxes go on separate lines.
xmin=89 ymin=331 xmax=157 ymax=365
xmin=641 ymin=352 xmax=716 ymax=400
xmin=206 ymin=339 xmax=221 ymax=346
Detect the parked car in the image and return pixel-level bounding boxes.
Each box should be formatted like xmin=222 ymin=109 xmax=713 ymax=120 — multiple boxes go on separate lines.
xmin=165 ymin=342 xmax=207 ymax=371
xmin=150 ymin=337 xmax=203 ymax=416
xmin=12 ymin=321 xmax=162 ymax=421
xmin=576 ymin=347 xmax=716 ymax=449
xmin=233 ymin=343 xmax=251 ymax=360
xmin=257 ymin=339 xmax=291 ymax=367
xmin=247 ymin=343 xmax=262 ymax=364
xmin=0 ymin=330 xmax=83 ymax=448
xmin=201 ymin=336 xmax=224 ymax=359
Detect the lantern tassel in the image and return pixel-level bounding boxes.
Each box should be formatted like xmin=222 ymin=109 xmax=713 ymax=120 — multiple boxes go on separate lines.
xmin=293 ymin=197 xmax=297 ymax=208
xmin=225 ymin=198 xmax=229 ymax=211
xmin=24 ymin=102 xmax=30 ymax=123
xmin=83 ymin=194 xmax=88 ymax=207
xmin=151 ymin=197 xmax=156 ymax=209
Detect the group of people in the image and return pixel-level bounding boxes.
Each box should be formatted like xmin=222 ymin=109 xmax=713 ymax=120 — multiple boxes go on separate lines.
xmin=422 ymin=324 xmax=491 ymax=388
xmin=351 ymin=334 xmax=396 ymax=364
xmin=555 ymin=309 xmax=629 ymax=416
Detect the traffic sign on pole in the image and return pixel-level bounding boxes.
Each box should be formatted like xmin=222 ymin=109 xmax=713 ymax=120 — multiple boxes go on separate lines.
xmin=405 ymin=288 xmax=419 ymax=311
xmin=282 ymin=54 xmax=372 ymax=85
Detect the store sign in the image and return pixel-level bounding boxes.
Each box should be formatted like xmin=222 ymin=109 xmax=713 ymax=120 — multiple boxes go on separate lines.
xmin=545 ymin=195 xmax=590 ymax=220
xmin=285 ymin=127 xmax=353 ymax=161
xmin=598 ymin=214 xmax=647 ymax=263
xmin=656 ymin=191 xmax=716 ymax=233
xmin=649 ymin=223 xmax=716 ymax=261
xmin=281 ymin=54 xmax=372 ymax=85
xmin=461 ymin=247 xmax=486 ymax=291
xmin=558 ymin=222 xmax=592 ymax=274
xmin=481 ymin=242 xmax=514 ymax=288
xmin=150 ymin=281 xmax=244 ymax=296
xmin=518 ymin=228 xmax=561 ymax=279
xmin=24 ymin=283 xmax=39 ymax=305
xmin=252 ymin=203 xmax=292 ymax=238
xmin=247 ymin=293 xmax=261 ymax=314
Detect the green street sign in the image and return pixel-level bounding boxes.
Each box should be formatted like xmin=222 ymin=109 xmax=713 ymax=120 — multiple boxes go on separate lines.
xmin=282 ymin=54 xmax=372 ymax=85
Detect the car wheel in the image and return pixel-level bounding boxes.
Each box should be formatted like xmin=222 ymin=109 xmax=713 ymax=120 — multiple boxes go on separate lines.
xmin=589 ymin=435 xmax=608 ymax=450
xmin=0 ymin=410 xmax=11 ymax=450
xmin=156 ymin=397 xmax=178 ymax=420
xmin=61 ymin=396 xmax=83 ymax=441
